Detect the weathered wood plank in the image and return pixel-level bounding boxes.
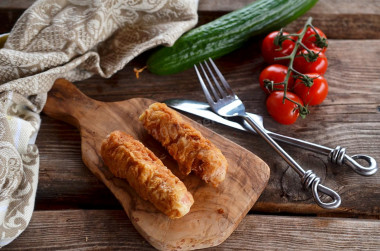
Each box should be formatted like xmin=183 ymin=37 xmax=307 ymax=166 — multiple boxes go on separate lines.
xmin=34 ymin=39 xmax=380 ymax=216
xmin=0 ymin=0 xmax=33 ymax=9
xmin=199 ymin=0 xmax=380 ymax=39
xmin=199 ymin=0 xmax=380 ymax=13
xmin=2 ymin=0 xmax=380 ymax=14
xmin=1 ymin=1 xmax=379 ymax=249
xmin=36 ymin=117 xmax=121 ymax=210
xmin=5 ymin=210 xmax=380 ymax=250
xmin=1 ymin=0 xmax=380 ymax=39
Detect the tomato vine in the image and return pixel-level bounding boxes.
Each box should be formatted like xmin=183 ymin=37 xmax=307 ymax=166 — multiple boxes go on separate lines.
xmin=269 ymin=17 xmax=329 ymax=118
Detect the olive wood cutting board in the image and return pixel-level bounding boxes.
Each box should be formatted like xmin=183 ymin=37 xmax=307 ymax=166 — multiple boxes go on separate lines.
xmin=43 ymin=78 xmax=270 ymax=250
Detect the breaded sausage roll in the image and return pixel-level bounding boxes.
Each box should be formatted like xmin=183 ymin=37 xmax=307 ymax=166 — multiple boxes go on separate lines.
xmin=139 ymin=103 xmax=228 ymax=187
xmin=101 ymin=131 xmax=194 ymax=219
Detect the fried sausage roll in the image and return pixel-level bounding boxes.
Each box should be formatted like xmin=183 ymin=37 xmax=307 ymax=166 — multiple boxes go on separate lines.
xmin=139 ymin=103 xmax=228 ymax=187
xmin=101 ymin=131 xmax=194 ymax=219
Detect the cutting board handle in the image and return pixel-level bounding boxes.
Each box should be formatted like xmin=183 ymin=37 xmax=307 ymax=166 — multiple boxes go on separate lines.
xmin=43 ymin=78 xmax=98 ymax=128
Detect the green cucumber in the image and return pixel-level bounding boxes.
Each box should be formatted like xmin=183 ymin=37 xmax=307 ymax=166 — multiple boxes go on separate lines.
xmin=147 ymin=0 xmax=318 ymax=75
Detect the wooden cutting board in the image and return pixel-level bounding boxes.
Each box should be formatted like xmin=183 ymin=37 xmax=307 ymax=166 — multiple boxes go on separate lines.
xmin=43 ymin=78 xmax=270 ymax=250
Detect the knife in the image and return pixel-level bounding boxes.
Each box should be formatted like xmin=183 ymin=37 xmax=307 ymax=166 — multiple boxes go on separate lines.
xmin=163 ymin=99 xmax=377 ymax=176
xmin=163 ymin=99 xmax=259 ymax=133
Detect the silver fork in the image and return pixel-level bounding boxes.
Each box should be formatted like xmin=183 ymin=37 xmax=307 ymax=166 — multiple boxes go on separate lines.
xmin=195 ymin=58 xmax=341 ymax=209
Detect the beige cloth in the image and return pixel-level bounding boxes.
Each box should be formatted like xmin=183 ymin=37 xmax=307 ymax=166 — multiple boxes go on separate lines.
xmin=0 ymin=0 xmax=198 ymax=246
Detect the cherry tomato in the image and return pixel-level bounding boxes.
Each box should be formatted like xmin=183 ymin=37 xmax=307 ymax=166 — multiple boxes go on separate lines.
xmin=294 ymin=73 xmax=328 ymax=106
xmin=298 ymin=27 xmax=328 ymax=53
xmin=266 ymin=91 xmax=304 ymax=125
xmin=261 ymin=31 xmax=295 ymax=65
xmin=259 ymin=64 xmax=294 ymax=94
xmin=293 ymin=49 xmax=328 ymax=75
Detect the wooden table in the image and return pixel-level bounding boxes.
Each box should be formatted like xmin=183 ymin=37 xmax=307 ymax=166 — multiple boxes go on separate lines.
xmin=2 ymin=0 xmax=380 ymax=249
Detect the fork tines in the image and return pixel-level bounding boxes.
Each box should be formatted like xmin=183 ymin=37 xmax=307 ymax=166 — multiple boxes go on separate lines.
xmin=194 ymin=58 xmax=235 ymax=103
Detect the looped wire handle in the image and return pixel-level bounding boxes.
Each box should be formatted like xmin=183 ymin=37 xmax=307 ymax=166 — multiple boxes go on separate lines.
xmin=329 ymin=146 xmax=378 ymax=176
xmin=345 ymin=154 xmax=378 ymax=176
xmin=301 ymin=170 xmax=341 ymax=209
xmin=243 ymin=114 xmax=342 ymax=209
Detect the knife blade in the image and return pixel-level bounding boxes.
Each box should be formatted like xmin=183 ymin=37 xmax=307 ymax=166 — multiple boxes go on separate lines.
xmin=162 ymin=99 xmax=262 ymax=134
xmin=162 ymin=98 xmax=335 ymax=154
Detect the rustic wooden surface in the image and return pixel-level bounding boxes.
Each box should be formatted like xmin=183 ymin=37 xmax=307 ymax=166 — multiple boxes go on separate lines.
xmin=2 ymin=0 xmax=380 ymax=249
xmin=6 ymin=210 xmax=380 ymax=250
xmin=42 ymin=79 xmax=270 ymax=250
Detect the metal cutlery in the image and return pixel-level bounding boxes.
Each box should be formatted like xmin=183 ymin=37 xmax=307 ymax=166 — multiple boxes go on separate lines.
xmin=163 ymin=99 xmax=378 ymax=177
xmin=194 ymin=58 xmax=342 ymax=209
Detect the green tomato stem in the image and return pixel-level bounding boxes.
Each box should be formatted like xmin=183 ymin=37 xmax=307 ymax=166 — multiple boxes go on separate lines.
xmin=274 ymin=16 xmax=316 ymax=115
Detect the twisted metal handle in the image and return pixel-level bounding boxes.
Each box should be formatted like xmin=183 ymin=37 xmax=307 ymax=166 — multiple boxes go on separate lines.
xmin=266 ymin=132 xmax=378 ymax=176
xmin=301 ymin=170 xmax=341 ymax=209
xmin=243 ymin=115 xmax=341 ymax=209
xmin=329 ymin=146 xmax=378 ymax=176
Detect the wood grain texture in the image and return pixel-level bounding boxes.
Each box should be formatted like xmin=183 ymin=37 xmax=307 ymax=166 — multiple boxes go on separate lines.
xmin=6 ymin=210 xmax=380 ymax=250
xmin=1 ymin=0 xmax=380 ymax=249
xmin=42 ymin=79 xmax=270 ymax=250
xmin=2 ymin=0 xmax=380 ymax=13
xmin=35 ymin=39 xmax=380 ymax=217
xmin=1 ymin=0 xmax=380 ymax=39
xmin=198 ymin=0 xmax=380 ymax=13
xmin=196 ymin=0 xmax=380 ymax=39
xmin=0 ymin=0 xmax=34 ymax=9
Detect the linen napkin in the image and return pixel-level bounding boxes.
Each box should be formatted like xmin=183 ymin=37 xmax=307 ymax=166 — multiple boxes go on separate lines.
xmin=0 ymin=0 xmax=198 ymax=246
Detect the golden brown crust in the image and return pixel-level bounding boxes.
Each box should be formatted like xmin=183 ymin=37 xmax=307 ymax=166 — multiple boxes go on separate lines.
xmin=139 ymin=103 xmax=228 ymax=187
xmin=100 ymin=131 xmax=194 ymax=219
